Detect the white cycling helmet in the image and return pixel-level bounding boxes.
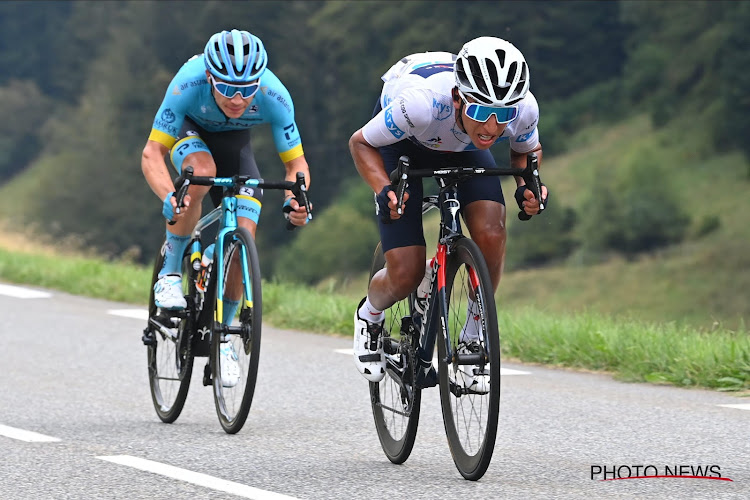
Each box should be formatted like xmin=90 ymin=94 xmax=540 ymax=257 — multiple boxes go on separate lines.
xmin=454 ymin=37 xmax=529 ymax=106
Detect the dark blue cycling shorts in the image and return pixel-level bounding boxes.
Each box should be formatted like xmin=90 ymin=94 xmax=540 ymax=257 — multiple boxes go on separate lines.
xmin=372 ymin=105 xmax=506 ymax=253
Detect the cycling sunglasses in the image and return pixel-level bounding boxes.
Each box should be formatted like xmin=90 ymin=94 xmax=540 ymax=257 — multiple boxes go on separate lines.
xmin=459 ymin=90 xmax=519 ymax=124
xmin=210 ymin=75 xmax=260 ymax=99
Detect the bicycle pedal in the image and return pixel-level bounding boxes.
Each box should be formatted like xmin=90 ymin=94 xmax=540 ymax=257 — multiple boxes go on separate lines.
xmin=202 ymin=362 xmax=212 ymax=386
xmin=141 ymin=328 xmax=156 ymax=346
xmin=416 ymin=364 xmax=438 ymax=389
xmin=156 ymin=308 xmax=187 ymax=321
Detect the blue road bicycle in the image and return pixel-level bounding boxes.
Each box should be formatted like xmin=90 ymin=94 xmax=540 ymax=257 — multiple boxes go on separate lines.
xmin=143 ymin=167 xmax=311 ymax=434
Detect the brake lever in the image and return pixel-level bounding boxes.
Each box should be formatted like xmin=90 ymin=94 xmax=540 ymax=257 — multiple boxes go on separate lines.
xmin=390 ymin=156 xmax=410 ymax=215
xmin=286 ymin=171 xmax=312 ymax=231
xmin=168 ymin=166 xmax=193 ymax=226
xmin=518 ymin=153 xmax=543 ymax=221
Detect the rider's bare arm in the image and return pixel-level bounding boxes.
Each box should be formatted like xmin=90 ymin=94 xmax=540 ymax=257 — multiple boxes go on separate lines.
xmin=142 ymin=139 xmax=174 ymax=202
xmin=349 ymin=129 xmax=391 ymax=194
xmin=349 ymin=129 xmax=409 ymax=220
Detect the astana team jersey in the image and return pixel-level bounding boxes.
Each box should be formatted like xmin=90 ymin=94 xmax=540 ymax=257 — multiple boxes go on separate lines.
xmin=148 ymin=55 xmax=304 ymax=163
xmin=362 ymin=51 xmax=539 ymax=154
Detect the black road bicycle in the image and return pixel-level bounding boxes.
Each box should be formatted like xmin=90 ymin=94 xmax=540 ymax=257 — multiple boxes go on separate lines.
xmin=142 ymin=167 xmax=311 ymax=434
xmin=368 ymin=153 xmax=544 ymax=480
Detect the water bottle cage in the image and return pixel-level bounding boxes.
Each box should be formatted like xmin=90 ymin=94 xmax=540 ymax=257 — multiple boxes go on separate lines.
xmin=196 ymin=263 xmax=213 ymax=293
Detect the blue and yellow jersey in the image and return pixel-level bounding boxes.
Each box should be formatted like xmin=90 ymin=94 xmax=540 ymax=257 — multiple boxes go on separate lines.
xmin=148 ymin=55 xmax=304 ymax=163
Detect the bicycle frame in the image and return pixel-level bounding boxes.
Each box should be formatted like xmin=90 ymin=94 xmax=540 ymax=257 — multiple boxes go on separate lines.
xmin=189 ymin=189 xmax=253 ymax=324
xmin=413 ymin=181 xmax=481 ymax=373
xmin=177 ymin=171 xmax=309 ymax=329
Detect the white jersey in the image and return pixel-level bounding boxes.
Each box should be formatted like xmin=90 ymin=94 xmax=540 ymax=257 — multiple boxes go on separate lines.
xmin=362 ymin=51 xmax=539 ymax=153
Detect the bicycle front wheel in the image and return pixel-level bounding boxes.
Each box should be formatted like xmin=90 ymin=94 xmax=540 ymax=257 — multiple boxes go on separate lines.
xmin=211 ymin=227 xmax=262 ymax=434
xmin=368 ymin=242 xmax=422 ymax=464
xmin=437 ymin=237 xmax=500 ymax=480
xmin=146 ymin=243 xmax=194 ymax=424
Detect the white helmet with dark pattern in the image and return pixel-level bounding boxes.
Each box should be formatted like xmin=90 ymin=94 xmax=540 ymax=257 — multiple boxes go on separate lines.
xmin=455 ymin=37 xmax=530 ymax=106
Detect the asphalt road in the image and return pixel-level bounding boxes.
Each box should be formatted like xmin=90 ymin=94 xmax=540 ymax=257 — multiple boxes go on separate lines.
xmin=0 ymin=282 xmax=748 ymax=499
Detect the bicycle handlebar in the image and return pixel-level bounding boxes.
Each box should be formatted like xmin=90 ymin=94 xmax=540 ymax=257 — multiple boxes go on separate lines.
xmin=170 ymin=167 xmax=313 ymax=230
xmin=389 ymin=153 xmax=545 ymax=221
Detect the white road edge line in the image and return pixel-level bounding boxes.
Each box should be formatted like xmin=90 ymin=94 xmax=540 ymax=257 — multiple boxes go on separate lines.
xmin=333 ymin=348 xmax=531 ymax=375
xmin=718 ymin=404 xmax=750 ymax=411
xmin=107 ymin=309 xmax=149 ymax=320
xmin=0 ymin=424 xmax=61 ymax=442
xmin=97 ymin=455 xmax=300 ymax=500
xmin=0 ymin=284 xmax=51 ymax=299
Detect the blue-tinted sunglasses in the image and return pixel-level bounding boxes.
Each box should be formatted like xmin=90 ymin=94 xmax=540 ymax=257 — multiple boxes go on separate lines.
xmin=459 ymin=91 xmax=518 ymax=124
xmin=210 ymin=75 xmax=260 ymax=99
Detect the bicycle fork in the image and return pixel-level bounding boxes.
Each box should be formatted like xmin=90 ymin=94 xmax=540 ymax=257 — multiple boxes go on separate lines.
xmin=414 ymin=243 xmax=449 ymax=388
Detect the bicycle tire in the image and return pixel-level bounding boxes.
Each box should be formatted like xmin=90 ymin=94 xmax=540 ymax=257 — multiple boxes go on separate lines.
xmin=211 ymin=227 xmax=262 ymax=434
xmin=368 ymin=242 xmax=422 ymax=464
xmin=146 ymin=243 xmax=195 ymax=424
xmin=437 ymin=237 xmax=500 ymax=480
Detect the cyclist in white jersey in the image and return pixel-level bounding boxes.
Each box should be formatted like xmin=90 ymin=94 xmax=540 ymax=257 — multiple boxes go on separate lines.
xmin=350 ymin=37 xmax=547 ymax=382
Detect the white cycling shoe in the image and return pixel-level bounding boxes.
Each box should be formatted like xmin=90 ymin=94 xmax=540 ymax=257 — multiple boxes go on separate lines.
xmin=153 ymin=274 xmax=187 ymax=310
xmin=220 ymin=341 xmax=240 ymax=388
xmin=353 ymin=298 xmax=386 ymax=383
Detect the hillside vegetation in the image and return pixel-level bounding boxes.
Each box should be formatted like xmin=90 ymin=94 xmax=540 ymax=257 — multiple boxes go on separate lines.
xmin=0 ymin=1 xmax=748 ymax=330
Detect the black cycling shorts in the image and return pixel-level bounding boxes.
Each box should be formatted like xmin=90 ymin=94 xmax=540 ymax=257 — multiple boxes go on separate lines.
xmin=170 ymin=117 xmax=263 ymax=207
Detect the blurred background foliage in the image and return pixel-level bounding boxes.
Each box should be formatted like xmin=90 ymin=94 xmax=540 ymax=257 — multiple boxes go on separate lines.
xmin=0 ymin=1 xmax=747 ymax=323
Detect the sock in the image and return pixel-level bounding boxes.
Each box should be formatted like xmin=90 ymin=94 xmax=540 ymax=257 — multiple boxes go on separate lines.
xmin=223 ymin=299 xmax=241 ymax=325
xmin=160 ymin=230 xmax=191 ymax=277
xmin=460 ymin=297 xmax=482 ymax=342
xmin=359 ymin=296 xmax=385 ymax=323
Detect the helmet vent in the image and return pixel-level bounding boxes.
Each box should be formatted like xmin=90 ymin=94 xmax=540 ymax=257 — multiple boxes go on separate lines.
xmin=495 ymin=49 xmax=506 ymax=67
xmin=466 ymin=56 xmax=488 ymax=95
xmin=486 ymin=58 xmax=499 ymax=87
xmin=506 ymin=62 xmax=517 ymax=87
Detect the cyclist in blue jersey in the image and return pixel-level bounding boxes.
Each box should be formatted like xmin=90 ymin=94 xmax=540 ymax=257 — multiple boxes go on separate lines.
xmin=142 ymin=29 xmax=311 ymax=307
xmin=349 ymin=37 xmax=548 ymax=383
xmin=142 ymin=29 xmax=312 ymax=382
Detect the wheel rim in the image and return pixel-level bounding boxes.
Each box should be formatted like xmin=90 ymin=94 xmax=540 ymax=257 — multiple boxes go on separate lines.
xmin=148 ymin=253 xmax=193 ymax=419
xmin=446 ymin=261 xmax=492 ymax=456
xmin=212 ymin=231 xmax=261 ymax=433
xmin=439 ymin=242 xmax=500 ymax=479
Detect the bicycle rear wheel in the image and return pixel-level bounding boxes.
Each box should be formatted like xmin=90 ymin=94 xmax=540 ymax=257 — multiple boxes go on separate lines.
xmin=210 ymin=227 xmax=262 ymax=434
xmin=146 ymin=243 xmax=194 ymax=423
xmin=368 ymin=242 xmax=422 ymax=464
xmin=437 ymin=237 xmax=500 ymax=480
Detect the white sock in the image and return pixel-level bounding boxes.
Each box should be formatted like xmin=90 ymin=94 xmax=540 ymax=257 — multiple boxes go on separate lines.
xmin=460 ymin=297 xmax=482 ymax=342
xmin=359 ymin=296 xmax=385 ymax=323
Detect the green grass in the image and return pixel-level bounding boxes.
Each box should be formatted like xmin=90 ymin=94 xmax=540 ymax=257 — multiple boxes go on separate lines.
xmin=0 ymin=245 xmax=747 ymax=392
xmin=499 ymin=308 xmax=749 ymax=391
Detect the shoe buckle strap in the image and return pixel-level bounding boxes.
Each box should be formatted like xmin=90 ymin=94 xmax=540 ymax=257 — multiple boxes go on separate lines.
xmin=358 ymin=353 xmax=381 ymax=363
